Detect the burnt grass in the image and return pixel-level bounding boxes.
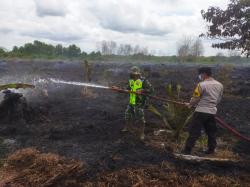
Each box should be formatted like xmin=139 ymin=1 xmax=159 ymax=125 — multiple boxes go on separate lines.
xmin=0 ymin=59 xmax=250 ymax=182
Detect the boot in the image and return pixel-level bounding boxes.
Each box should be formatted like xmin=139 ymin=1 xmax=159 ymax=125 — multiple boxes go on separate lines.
xmin=204 ymin=149 xmax=215 ymax=155
xmin=140 ymin=133 xmax=145 ymax=140
xmin=139 ymin=122 xmax=145 ymax=140
xmin=181 ymin=149 xmax=191 ymax=155
xmin=181 ymin=146 xmax=192 ymax=155
xmin=121 ymin=127 xmax=128 ymax=132
xmin=121 ymin=121 xmax=131 ymax=132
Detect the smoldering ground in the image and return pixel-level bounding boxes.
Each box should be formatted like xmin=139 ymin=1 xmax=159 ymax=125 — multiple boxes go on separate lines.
xmin=0 ymin=59 xmax=250 ymax=179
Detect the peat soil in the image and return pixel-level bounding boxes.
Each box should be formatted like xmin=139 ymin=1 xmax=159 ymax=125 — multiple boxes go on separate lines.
xmin=0 ymin=59 xmax=249 ymax=179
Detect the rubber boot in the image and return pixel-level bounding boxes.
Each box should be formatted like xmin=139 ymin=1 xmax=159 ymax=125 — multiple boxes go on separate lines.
xmin=204 ymin=148 xmax=215 ymax=154
xmin=181 ymin=147 xmax=191 ymax=155
xmin=139 ymin=122 xmax=145 ymax=140
xmin=122 ymin=121 xmax=131 ymax=132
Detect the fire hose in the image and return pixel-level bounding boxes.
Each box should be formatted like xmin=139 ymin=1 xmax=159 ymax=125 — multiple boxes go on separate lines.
xmin=110 ymin=87 xmax=186 ymax=105
xmin=110 ymin=86 xmax=250 ymax=143
xmin=215 ymin=116 xmax=250 ymax=142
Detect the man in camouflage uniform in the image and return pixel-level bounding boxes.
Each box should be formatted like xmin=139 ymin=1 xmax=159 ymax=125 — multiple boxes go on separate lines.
xmin=122 ymin=66 xmax=154 ymax=140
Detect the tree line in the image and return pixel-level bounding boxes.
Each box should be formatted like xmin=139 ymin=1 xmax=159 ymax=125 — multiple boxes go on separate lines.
xmin=177 ymin=37 xmax=205 ymax=62
xmin=0 ymin=39 xmax=247 ymax=63
xmin=98 ymin=41 xmax=149 ymax=56
xmin=0 ymin=40 xmax=101 ymax=59
xmin=0 ymin=40 xmax=152 ymax=59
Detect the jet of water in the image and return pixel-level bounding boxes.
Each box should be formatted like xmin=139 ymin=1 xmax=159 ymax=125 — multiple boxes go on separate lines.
xmin=49 ymin=78 xmax=110 ymax=89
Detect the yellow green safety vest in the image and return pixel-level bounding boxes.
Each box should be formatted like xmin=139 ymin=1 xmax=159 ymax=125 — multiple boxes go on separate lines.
xmin=129 ymin=79 xmax=143 ymax=105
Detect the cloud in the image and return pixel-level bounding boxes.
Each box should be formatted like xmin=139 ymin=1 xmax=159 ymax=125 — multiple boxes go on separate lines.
xmin=34 ymin=0 xmax=67 ymax=17
xmin=0 ymin=0 xmax=230 ymax=55
xmin=20 ymin=27 xmax=83 ymax=43
xmin=21 ymin=30 xmax=83 ymax=42
xmin=99 ymin=19 xmax=169 ymax=36
xmin=90 ymin=0 xmax=170 ymax=36
xmin=0 ymin=28 xmax=13 ymax=34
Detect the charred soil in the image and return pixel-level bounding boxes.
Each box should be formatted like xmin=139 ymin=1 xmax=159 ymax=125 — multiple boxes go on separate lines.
xmin=0 ymin=60 xmax=249 ymax=186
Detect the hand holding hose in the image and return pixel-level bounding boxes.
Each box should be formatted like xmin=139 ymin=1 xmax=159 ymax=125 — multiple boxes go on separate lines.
xmin=184 ymin=102 xmax=192 ymax=109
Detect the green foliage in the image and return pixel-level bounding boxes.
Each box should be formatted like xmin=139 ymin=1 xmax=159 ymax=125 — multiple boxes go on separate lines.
xmin=201 ymin=0 xmax=250 ymax=57
xmin=148 ymin=83 xmax=193 ymax=140
xmin=0 ymin=40 xmax=101 ymax=60
xmin=0 ymin=47 xmax=7 ymax=57
xmin=9 ymin=40 xmax=84 ymax=59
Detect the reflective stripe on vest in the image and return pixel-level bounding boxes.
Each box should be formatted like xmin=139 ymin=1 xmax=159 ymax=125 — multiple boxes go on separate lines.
xmin=129 ymin=79 xmax=143 ymax=105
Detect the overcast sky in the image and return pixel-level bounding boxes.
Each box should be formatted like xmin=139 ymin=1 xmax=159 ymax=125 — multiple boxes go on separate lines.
xmin=0 ymin=0 xmax=229 ymax=56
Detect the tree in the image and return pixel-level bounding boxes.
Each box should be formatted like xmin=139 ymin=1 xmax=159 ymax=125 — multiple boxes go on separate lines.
xmin=117 ymin=44 xmax=125 ymax=55
xmin=101 ymin=41 xmax=109 ymax=55
xmin=191 ymin=38 xmax=204 ymax=58
xmin=108 ymin=41 xmax=117 ymax=55
xmin=133 ymin=45 xmax=141 ymax=54
xmin=99 ymin=40 xmax=150 ymax=56
xmin=0 ymin=47 xmax=6 ymax=57
xmin=89 ymin=51 xmax=101 ymax=58
xmin=55 ymin=44 xmax=63 ymax=56
xmin=9 ymin=41 xmax=86 ymax=58
xmin=100 ymin=40 xmax=117 ymax=55
xmin=81 ymin=51 xmax=88 ymax=57
xmin=177 ymin=36 xmax=193 ymax=62
xmin=12 ymin=46 xmax=19 ymax=53
xmin=67 ymin=44 xmax=81 ymax=57
xmin=201 ymin=0 xmax=250 ymax=57
xmin=140 ymin=47 xmax=149 ymax=56
xmin=123 ymin=44 xmax=133 ymax=56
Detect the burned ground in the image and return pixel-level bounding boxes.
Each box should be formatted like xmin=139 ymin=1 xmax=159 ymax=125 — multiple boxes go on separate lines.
xmin=0 ymin=60 xmax=249 ymax=186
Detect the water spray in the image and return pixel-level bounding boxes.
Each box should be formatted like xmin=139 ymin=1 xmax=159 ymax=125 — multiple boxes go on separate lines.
xmin=47 ymin=78 xmax=185 ymax=105
xmin=37 ymin=78 xmax=250 ymax=142
xmin=49 ymin=78 xmax=110 ymax=89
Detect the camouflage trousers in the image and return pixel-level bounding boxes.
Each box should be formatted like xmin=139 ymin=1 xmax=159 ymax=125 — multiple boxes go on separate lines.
xmin=125 ymin=104 xmax=145 ymax=123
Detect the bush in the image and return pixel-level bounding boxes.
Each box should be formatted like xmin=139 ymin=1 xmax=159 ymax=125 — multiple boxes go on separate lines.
xmin=148 ymin=83 xmax=193 ymax=139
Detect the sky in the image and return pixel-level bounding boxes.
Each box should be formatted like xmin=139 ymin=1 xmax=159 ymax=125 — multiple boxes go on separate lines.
xmin=0 ymin=0 xmax=229 ymax=56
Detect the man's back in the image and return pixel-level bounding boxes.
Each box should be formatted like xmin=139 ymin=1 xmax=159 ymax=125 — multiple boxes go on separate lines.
xmin=195 ymin=78 xmax=223 ymax=114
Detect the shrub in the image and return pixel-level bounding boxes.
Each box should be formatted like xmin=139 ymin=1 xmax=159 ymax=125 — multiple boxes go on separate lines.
xmin=148 ymin=83 xmax=193 ymax=140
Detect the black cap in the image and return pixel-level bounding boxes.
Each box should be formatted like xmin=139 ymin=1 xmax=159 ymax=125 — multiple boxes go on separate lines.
xmin=198 ymin=67 xmax=212 ymax=76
